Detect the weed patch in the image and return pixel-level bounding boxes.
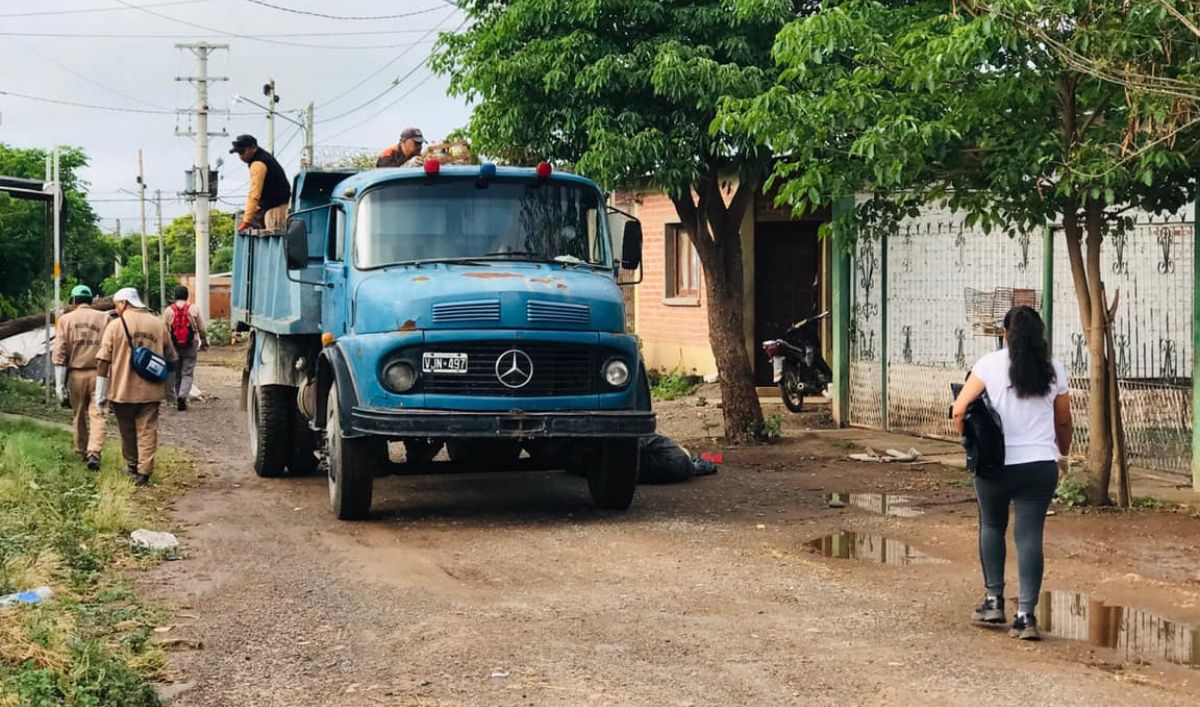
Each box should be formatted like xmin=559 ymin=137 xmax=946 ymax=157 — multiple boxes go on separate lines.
xmin=0 ymin=377 xmax=69 ymax=425
xmin=0 ymin=420 xmax=187 ymax=705
xmin=1055 ymin=476 xmax=1088 ymax=507
xmin=650 ymin=369 xmax=700 ymax=401
xmin=1133 ymin=496 xmax=1176 ymax=510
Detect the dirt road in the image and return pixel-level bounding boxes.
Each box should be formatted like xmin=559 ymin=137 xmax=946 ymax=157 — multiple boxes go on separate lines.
xmin=144 ymin=356 xmax=1200 ymax=706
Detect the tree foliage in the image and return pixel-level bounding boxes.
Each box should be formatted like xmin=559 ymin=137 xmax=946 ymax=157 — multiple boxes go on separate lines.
xmin=435 ymin=0 xmax=807 ymax=439
xmin=0 ymin=144 xmax=109 ymax=317
xmin=719 ymin=0 xmax=1200 ymax=501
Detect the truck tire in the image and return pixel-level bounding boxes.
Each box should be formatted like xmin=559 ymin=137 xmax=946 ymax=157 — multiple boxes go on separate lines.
xmin=325 ymin=387 xmax=374 ymax=520
xmin=586 ymin=439 xmax=640 ymax=510
xmin=248 ymin=384 xmax=291 ymax=478
xmin=289 ymin=406 xmax=320 ymax=476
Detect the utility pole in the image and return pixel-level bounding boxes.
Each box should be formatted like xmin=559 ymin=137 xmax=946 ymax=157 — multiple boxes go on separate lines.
xmin=176 ymin=42 xmax=228 ymax=323
xmin=304 ymin=102 xmax=314 ymax=168
xmin=155 ymin=189 xmax=165 ymax=309
xmin=137 ymin=149 xmax=149 ymax=298
xmin=265 ymin=79 xmax=277 ymax=153
xmin=114 ymin=219 xmax=122 ymax=276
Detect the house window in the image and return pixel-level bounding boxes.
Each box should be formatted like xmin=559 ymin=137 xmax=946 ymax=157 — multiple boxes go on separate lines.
xmin=665 ymin=223 xmax=701 ymax=303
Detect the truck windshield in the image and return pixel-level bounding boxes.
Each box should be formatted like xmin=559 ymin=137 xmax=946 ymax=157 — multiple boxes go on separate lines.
xmin=354 ymin=178 xmax=610 ymax=269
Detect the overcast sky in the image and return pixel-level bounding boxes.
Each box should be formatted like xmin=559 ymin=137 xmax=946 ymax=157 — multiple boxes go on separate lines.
xmin=0 ymin=0 xmax=473 ymax=231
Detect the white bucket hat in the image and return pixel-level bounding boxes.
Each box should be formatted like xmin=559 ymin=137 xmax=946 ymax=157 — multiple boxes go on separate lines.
xmin=112 ymin=287 xmax=147 ymax=309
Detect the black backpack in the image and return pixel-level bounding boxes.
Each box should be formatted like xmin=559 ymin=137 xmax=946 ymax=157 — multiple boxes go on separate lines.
xmin=951 ymin=381 xmax=1005 ymax=477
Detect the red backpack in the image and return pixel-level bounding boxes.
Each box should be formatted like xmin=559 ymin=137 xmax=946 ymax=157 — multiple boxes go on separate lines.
xmin=169 ymin=304 xmax=195 ymax=348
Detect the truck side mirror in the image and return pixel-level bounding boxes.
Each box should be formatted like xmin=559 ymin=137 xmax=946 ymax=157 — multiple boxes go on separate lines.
xmin=621 ymin=220 xmax=643 ymax=270
xmin=285 ymin=218 xmax=308 ymax=270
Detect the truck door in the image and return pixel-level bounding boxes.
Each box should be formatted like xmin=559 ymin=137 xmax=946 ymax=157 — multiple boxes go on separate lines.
xmin=321 ymin=207 xmax=349 ymax=336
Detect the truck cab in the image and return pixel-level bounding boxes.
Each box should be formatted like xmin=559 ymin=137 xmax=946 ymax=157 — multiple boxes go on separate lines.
xmin=232 ymin=161 xmax=654 ymax=519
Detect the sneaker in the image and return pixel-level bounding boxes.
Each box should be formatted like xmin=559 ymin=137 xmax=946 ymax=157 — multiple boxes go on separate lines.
xmin=1010 ymin=613 xmax=1041 ymax=641
xmin=132 ymin=473 xmax=151 ymax=487
xmin=177 ymin=398 xmax=187 ymax=411
xmin=972 ymin=596 xmax=1006 ymax=624
xmin=86 ymin=454 xmax=101 ymax=471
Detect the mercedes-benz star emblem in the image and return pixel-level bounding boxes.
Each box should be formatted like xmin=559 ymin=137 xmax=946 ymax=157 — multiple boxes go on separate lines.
xmin=495 ymin=349 xmax=534 ymax=388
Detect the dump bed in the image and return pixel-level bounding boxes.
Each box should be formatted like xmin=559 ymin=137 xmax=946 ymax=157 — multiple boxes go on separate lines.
xmin=231 ymin=169 xmax=355 ymax=334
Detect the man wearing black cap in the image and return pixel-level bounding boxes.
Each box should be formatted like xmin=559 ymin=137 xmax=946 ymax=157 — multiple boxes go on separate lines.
xmin=230 ymin=134 xmax=292 ymax=232
xmin=376 ymin=127 xmax=425 ymax=167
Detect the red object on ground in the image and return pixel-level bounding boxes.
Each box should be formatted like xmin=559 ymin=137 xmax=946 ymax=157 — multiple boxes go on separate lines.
xmin=700 ymin=452 xmax=723 ymax=464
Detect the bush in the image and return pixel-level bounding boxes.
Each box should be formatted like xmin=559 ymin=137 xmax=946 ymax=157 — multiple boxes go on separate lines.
xmin=206 ymin=318 xmax=232 ymax=346
xmin=1054 ymin=476 xmax=1088 ymax=507
xmin=650 ymin=369 xmax=700 ymax=401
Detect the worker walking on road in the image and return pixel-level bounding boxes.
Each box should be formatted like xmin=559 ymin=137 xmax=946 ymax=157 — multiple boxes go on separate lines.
xmin=52 ymin=284 xmax=110 ymax=470
xmin=95 ymin=288 xmax=178 ymax=486
xmin=230 ymin=134 xmax=291 ymax=232
xmin=164 ymin=285 xmax=208 ymax=411
xmin=375 ymin=127 xmax=425 ymax=167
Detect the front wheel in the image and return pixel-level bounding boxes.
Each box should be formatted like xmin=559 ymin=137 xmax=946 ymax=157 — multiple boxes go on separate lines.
xmin=586 ymin=440 xmax=640 ymax=510
xmin=325 ymin=387 xmax=374 ymax=520
xmin=781 ymin=364 xmax=805 ymax=413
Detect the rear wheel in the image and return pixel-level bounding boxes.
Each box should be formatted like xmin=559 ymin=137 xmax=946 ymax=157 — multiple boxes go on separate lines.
xmin=248 ymin=384 xmax=290 ymax=478
xmin=586 ymin=439 xmax=640 ymax=510
xmin=326 ymin=387 xmax=374 ymax=520
xmin=781 ymin=363 xmax=805 ymax=413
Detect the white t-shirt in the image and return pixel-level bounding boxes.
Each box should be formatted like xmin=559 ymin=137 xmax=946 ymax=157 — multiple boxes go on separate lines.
xmin=970 ymin=349 xmax=1069 ymax=465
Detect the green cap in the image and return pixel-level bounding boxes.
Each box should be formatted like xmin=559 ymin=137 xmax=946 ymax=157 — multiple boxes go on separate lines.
xmin=70 ymin=284 xmax=93 ymax=298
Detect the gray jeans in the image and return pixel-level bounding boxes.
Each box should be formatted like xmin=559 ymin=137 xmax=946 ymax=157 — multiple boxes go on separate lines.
xmin=171 ymin=345 xmax=198 ymax=401
xmin=973 ymin=460 xmax=1058 ymax=613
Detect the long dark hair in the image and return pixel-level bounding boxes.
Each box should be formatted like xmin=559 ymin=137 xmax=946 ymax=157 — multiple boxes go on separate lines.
xmin=1004 ymin=306 xmax=1055 ymax=398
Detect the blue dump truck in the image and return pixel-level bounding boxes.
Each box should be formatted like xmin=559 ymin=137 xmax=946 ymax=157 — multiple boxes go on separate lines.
xmin=232 ymin=161 xmax=654 ymax=519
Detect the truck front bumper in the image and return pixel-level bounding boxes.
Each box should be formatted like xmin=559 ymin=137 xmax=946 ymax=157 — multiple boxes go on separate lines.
xmin=348 ymin=407 xmax=655 ymax=439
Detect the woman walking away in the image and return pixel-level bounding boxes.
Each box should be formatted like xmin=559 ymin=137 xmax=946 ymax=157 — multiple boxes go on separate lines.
xmin=951 ymin=306 xmax=1072 ymax=641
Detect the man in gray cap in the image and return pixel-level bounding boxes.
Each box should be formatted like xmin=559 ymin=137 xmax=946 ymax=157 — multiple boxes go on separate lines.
xmin=376 ymin=127 xmax=425 ymax=167
xmin=95 ymin=287 xmax=178 ymax=486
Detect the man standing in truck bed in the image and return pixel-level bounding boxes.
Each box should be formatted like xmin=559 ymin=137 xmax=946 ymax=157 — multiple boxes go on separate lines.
xmin=230 ymin=134 xmax=291 ymax=232
xmin=375 ymin=127 xmax=424 ymax=167
xmin=52 ymin=284 xmax=109 ymax=470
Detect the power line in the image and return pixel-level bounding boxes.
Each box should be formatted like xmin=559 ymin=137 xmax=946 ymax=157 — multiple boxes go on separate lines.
xmin=0 ymin=89 xmax=175 ymax=115
xmin=243 ymin=0 xmax=447 ymax=21
xmin=0 ymin=0 xmax=212 ymax=17
xmin=108 ymin=1 xmax=448 ymax=49
xmin=0 ymin=30 xmax=444 ymax=38
xmin=315 ymin=8 xmax=460 ymax=109
xmin=319 ymin=71 xmax=439 ymax=143
xmin=11 ymin=38 xmax=166 ymax=110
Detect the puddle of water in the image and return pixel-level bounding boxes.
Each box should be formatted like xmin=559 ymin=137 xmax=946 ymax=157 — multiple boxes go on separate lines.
xmin=1036 ymin=591 xmax=1200 ymax=669
xmin=826 ymin=493 xmax=924 ymax=517
xmin=806 ymin=530 xmax=947 ymax=566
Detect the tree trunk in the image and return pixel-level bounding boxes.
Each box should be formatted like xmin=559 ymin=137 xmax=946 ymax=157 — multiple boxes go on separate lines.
xmin=670 ymin=171 xmax=764 ymax=441
xmin=703 ymin=250 xmax=764 ymax=441
xmin=1083 ymin=200 xmax=1113 ymax=505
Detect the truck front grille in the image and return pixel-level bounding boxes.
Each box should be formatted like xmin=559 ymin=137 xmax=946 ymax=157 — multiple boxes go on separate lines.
xmin=420 ymin=342 xmax=600 ymax=397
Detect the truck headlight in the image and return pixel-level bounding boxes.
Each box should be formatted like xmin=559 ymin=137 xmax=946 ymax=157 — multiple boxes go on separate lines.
xmin=603 ymin=359 xmax=630 ymax=388
xmin=383 ymin=361 xmax=417 ymax=393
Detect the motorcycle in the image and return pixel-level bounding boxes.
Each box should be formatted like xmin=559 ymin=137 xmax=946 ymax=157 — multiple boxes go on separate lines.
xmin=762 ymin=311 xmax=831 ymax=413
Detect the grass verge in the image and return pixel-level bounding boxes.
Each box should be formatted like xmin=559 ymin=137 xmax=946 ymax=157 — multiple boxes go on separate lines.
xmin=0 ymin=377 xmax=70 ymax=425
xmin=0 ymin=419 xmax=190 ymax=706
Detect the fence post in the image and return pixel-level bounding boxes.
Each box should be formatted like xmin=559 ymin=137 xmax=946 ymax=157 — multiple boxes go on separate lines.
xmin=831 ymin=197 xmax=854 ymax=427
xmin=880 ymin=231 xmax=889 ymax=430
xmin=1192 ymin=200 xmax=1200 ymax=491
xmin=1043 ymin=223 xmax=1054 ymax=351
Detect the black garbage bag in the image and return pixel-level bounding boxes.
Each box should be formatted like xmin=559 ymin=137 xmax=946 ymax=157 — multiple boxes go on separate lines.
xmin=639 ymin=434 xmax=694 ymax=484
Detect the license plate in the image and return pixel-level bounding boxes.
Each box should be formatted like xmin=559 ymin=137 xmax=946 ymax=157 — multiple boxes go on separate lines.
xmin=772 ymin=357 xmax=784 ymax=383
xmin=422 ymin=352 xmax=468 ymax=374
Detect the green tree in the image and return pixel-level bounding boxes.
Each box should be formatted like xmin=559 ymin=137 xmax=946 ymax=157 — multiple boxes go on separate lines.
xmin=160 ymin=210 xmax=235 ymax=275
xmin=0 ymin=144 xmax=107 ymax=316
xmin=719 ymin=0 xmax=1200 ymax=503
xmin=435 ymin=0 xmax=805 ymax=439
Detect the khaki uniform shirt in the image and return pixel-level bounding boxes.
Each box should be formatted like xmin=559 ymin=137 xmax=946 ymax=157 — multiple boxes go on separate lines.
xmin=52 ymin=305 xmax=111 ymax=370
xmin=163 ymin=301 xmax=208 ymax=348
xmin=97 ymin=308 xmax=179 ymax=403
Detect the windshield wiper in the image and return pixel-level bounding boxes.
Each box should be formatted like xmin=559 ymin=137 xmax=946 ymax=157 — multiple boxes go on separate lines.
xmin=406 ymin=257 xmax=493 ymax=266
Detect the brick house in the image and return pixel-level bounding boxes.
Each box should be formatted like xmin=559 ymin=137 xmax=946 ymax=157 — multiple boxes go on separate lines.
xmin=615 ymin=184 xmax=831 ymax=386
